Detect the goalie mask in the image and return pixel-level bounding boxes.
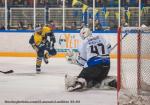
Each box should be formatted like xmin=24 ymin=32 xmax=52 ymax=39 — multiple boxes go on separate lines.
xmin=80 ymin=27 xmax=92 ymax=40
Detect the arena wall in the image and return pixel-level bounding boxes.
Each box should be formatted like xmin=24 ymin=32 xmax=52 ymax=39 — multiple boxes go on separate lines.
xmin=0 ymin=31 xmax=118 ymax=58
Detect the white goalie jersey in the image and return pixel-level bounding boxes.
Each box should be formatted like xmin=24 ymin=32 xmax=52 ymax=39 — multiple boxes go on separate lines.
xmin=77 ymin=35 xmax=111 ymax=68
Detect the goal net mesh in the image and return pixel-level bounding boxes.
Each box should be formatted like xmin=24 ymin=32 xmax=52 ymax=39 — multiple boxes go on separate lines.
xmin=118 ymin=27 xmax=150 ymax=105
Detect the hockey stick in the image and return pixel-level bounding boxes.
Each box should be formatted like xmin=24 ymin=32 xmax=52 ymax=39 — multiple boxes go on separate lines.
xmin=110 ymin=30 xmax=129 ymax=52
xmin=0 ymin=70 xmax=14 ymax=74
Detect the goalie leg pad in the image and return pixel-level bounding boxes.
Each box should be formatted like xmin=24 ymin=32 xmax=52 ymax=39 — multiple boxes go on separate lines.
xmin=67 ymin=82 xmax=83 ymax=92
xmin=65 ymin=75 xmax=87 ymax=92
xmin=108 ymin=79 xmax=117 ymax=88
xmin=98 ymin=76 xmax=117 ymax=90
xmin=67 ymin=78 xmax=87 ymax=92
xmin=65 ymin=74 xmax=77 ymax=88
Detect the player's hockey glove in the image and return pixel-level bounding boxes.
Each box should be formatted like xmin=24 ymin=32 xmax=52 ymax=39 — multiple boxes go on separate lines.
xmin=30 ymin=43 xmax=38 ymax=52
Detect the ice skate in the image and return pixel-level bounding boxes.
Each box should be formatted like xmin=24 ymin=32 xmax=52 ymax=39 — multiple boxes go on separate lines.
xmin=36 ymin=68 xmax=41 ymax=74
xmin=43 ymin=53 xmax=49 ymax=64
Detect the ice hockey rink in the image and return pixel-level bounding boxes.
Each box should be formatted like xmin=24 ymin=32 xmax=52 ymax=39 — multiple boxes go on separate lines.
xmin=0 ymin=57 xmax=117 ymax=105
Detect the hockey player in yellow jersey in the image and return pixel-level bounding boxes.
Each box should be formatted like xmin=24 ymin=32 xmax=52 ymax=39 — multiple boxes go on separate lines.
xmin=29 ymin=26 xmax=57 ymax=73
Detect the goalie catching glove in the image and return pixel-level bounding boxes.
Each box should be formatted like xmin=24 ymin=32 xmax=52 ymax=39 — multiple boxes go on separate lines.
xmin=65 ymin=49 xmax=79 ymax=64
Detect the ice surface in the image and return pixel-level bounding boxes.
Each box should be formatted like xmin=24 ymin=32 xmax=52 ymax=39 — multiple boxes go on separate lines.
xmin=0 ymin=57 xmax=117 ymax=105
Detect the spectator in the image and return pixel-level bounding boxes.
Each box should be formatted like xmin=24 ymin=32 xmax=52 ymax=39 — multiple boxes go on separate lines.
xmin=95 ymin=0 xmax=102 ymax=7
xmin=109 ymin=20 xmax=117 ymax=30
xmin=8 ymin=0 xmax=13 ymax=6
xmin=27 ymin=0 xmax=33 ymax=6
xmin=70 ymin=21 xmax=77 ymax=30
xmin=88 ymin=18 xmax=93 ymax=30
xmin=148 ymin=0 xmax=150 ymax=6
xmin=79 ymin=21 xmax=85 ymax=29
xmin=65 ymin=0 xmax=72 ymax=7
xmin=0 ymin=0 xmax=4 ymax=6
xmin=88 ymin=0 xmax=93 ymax=7
xmin=101 ymin=0 xmax=108 ymax=6
xmin=129 ymin=0 xmax=138 ymax=6
xmin=49 ymin=20 xmax=56 ymax=30
xmin=121 ymin=16 xmax=126 ymax=26
xmin=109 ymin=0 xmax=118 ymax=7
xmin=37 ymin=0 xmax=45 ymax=6
xmin=57 ymin=0 xmax=63 ymax=7
xmin=27 ymin=24 xmax=33 ymax=30
xmin=82 ymin=0 xmax=88 ymax=5
xmin=114 ymin=0 xmax=118 ymax=7
xmin=17 ymin=21 xmax=24 ymax=30
xmin=35 ymin=24 xmax=44 ymax=28
xmin=36 ymin=0 xmax=58 ymax=7
xmin=95 ymin=19 xmax=102 ymax=30
xmin=109 ymin=0 xmax=114 ymax=7
xmin=0 ymin=24 xmax=5 ymax=30
xmin=12 ymin=0 xmax=24 ymax=6
xmin=47 ymin=0 xmax=57 ymax=7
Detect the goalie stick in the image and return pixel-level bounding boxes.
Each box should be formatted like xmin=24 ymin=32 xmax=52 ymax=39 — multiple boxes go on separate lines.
xmin=110 ymin=29 xmax=129 ymax=52
xmin=0 ymin=70 xmax=14 ymax=74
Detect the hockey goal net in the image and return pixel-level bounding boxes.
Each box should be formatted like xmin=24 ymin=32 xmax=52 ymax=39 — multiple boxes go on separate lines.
xmin=117 ymin=27 xmax=150 ymax=105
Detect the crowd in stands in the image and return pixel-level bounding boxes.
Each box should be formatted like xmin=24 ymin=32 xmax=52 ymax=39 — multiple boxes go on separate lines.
xmin=0 ymin=0 xmax=149 ymax=30
xmin=0 ymin=0 xmax=150 ymax=7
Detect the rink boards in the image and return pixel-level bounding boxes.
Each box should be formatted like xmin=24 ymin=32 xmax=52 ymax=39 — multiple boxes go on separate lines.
xmin=0 ymin=31 xmax=149 ymax=59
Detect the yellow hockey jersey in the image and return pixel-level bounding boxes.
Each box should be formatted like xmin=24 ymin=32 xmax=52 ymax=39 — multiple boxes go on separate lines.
xmin=34 ymin=32 xmax=43 ymax=46
xmin=34 ymin=26 xmax=52 ymax=46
